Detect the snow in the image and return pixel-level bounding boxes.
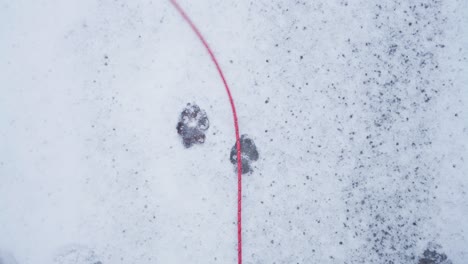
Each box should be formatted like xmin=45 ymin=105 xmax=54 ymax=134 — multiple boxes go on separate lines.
xmin=1 ymin=0 xmax=467 ymax=263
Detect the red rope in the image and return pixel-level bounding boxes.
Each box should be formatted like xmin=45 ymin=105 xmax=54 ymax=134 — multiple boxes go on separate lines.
xmin=169 ymin=1 xmax=243 ymax=263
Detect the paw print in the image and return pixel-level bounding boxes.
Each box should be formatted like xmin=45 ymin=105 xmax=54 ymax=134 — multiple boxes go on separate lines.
xmin=176 ymin=103 xmax=210 ymax=148
xmin=230 ymin=135 xmax=259 ymax=174
xmin=418 ymin=243 xmax=452 ymax=264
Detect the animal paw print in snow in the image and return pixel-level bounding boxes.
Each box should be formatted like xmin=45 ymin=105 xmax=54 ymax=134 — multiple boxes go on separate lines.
xmin=176 ymin=103 xmax=210 ymax=148
xmin=230 ymin=134 xmax=259 ymax=174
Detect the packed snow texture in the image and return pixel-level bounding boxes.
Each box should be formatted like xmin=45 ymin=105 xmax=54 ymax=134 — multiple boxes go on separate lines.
xmin=1 ymin=0 xmax=467 ymax=263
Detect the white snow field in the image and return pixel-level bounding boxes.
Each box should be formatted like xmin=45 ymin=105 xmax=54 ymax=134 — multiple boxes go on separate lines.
xmin=1 ymin=0 xmax=467 ymax=263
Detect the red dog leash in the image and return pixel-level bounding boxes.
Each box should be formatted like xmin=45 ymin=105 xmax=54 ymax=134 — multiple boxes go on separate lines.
xmin=169 ymin=1 xmax=243 ymax=263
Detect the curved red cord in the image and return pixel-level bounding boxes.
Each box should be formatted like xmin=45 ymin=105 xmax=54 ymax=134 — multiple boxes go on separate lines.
xmin=169 ymin=1 xmax=243 ymax=263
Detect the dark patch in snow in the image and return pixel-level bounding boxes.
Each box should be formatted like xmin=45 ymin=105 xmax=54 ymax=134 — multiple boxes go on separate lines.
xmin=418 ymin=244 xmax=452 ymax=264
xmin=176 ymin=103 xmax=209 ymax=148
xmin=230 ymin=134 xmax=259 ymax=174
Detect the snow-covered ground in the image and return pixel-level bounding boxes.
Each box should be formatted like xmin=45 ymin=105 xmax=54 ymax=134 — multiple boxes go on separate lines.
xmin=1 ymin=0 xmax=467 ymax=263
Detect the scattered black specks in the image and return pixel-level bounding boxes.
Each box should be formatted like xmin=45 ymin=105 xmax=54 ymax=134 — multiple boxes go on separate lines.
xmin=176 ymin=103 xmax=209 ymax=148
xmin=103 ymin=55 xmax=109 ymax=66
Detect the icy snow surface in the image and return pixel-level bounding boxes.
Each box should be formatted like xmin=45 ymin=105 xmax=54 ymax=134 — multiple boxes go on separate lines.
xmin=1 ymin=0 xmax=467 ymax=263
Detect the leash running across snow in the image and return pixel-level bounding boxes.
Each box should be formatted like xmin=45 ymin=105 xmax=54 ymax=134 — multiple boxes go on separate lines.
xmin=169 ymin=1 xmax=244 ymax=263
